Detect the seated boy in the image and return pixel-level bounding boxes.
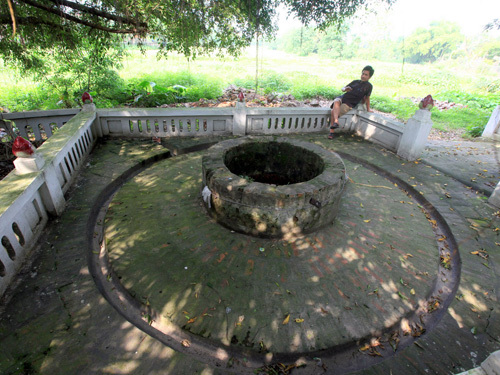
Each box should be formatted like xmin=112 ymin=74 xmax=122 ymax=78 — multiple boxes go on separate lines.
xmin=328 ymin=65 xmax=374 ymax=139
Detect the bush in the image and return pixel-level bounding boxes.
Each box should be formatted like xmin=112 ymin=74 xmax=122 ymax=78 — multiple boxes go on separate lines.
xmin=465 ymin=124 xmax=485 ymax=137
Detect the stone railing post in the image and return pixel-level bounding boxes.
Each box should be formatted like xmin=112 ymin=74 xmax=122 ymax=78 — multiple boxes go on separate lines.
xmin=233 ymin=102 xmax=247 ymax=136
xmin=397 ymin=108 xmax=433 ymax=161
xmin=39 ymin=168 xmax=66 ymax=215
xmin=489 ymin=181 xmax=500 ymax=208
xmin=481 ymin=105 xmax=500 ymax=138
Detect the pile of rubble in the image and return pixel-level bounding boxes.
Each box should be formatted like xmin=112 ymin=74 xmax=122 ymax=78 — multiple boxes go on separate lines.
xmin=161 ymin=87 xmax=468 ymax=112
xmin=405 ymin=97 xmax=467 ymax=111
xmin=160 ymin=85 xmax=329 ymax=109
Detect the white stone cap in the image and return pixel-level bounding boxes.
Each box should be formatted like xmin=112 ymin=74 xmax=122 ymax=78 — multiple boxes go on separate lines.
xmin=13 ymin=152 xmax=45 ymax=174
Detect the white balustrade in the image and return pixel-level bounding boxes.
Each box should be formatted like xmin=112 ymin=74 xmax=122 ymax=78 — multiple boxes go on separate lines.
xmin=0 ymin=111 xmax=96 ymax=295
xmin=0 ymin=109 xmax=81 ymax=142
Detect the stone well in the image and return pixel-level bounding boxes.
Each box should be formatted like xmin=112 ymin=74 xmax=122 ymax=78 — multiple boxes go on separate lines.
xmin=201 ymin=136 xmax=347 ymax=237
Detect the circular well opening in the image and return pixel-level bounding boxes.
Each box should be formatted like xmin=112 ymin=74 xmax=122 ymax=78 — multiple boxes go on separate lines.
xmin=224 ymin=141 xmax=324 ymax=185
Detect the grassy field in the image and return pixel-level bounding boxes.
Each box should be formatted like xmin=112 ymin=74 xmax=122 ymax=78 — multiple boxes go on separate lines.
xmin=1 ymin=48 xmax=498 ymax=135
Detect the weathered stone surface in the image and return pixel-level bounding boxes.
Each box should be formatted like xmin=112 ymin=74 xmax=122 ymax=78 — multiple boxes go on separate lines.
xmin=201 ymin=136 xmax=346 ymax=237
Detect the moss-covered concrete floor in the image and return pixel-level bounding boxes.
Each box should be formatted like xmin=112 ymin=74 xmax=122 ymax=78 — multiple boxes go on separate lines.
xmin=1 ymin=134 xmax=499 ymax=374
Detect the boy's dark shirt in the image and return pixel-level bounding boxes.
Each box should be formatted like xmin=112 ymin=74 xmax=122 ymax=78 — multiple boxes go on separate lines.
xmin=341 ymin=80 xmax=372 ymax=107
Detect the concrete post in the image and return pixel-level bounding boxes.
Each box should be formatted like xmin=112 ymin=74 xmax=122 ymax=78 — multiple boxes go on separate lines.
xmin=39 ymin=166 xmax=66 ymax=216
xmin=397 ymin=109 xmax=433 ymax=161
xmin=233 ymin=102 xmax=247 ymax=136
xmin=82 ymin=103 xmax=97 ymax=112
xmin=481 ymin=105 xmax=500 ymax=138
xmin=13 ymin=153 xmax=45 ymax=174
xmin=488 ymin=181 xmax=500 ymax=208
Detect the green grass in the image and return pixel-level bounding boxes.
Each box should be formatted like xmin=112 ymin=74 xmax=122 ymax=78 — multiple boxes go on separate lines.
xmin=0 ymin=48 xmax=498 ymax=136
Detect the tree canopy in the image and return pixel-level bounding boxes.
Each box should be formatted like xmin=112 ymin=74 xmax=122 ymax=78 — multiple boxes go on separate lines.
xmin=0 ymin=0 xmax=393 ymax=70
xmin=404 ymin=21 xmax=463 ymax=63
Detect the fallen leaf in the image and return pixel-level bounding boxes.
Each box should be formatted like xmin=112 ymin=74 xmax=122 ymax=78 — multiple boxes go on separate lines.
xmin=414 ymin=341 xmax=425 ymax=349
xmin=364 ymin=219 xmax=371 ymax=223
xmin=410 ymin=289 xmax=416 ymax=295
xmin=181 ymin=339 xmax=191 ymax=347
xmin=282 ymin=314 xmax=290 ymax=325
xmin=368 ymin=349 xmax=382 ymax=357
xmin=295 ymin=318 xmax=304 ymax=323
xmin=440 ymin=253 xmax=452 ymax=269
xmin=320 ymin=307 xmax=328 ymax=315
xmin=359 ymin=343 xmax=371 ymax=351
xmin=187 ymin=317 xmax=197 ymax=324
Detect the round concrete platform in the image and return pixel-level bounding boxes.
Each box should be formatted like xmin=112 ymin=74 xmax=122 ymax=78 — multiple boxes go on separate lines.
xmin=89 ymin=140 xmax=460 ymax=373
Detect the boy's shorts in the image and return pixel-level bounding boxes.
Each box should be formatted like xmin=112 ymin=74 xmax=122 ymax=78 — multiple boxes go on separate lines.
xmin=330 ymin=98 xmax=352 ymax=117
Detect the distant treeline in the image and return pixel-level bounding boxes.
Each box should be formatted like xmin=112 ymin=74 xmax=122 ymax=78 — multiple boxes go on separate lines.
xmin=267 ymin=21 xmax=500 ymax=64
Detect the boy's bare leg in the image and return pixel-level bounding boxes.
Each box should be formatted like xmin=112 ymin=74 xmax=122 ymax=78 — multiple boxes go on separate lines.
xmin=332 ymin=100 xmax=341 ymax=125
xmin=329 ymin=101 xmax=341 ymax=138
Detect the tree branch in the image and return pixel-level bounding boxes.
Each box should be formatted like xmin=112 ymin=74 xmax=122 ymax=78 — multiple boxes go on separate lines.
xmin=47 ymin=0 xmax=144 ymax=27
xmin=18 ymin=0 xmax=147 ymax=34
xmin=0 ymin=14 xmax=65 ymax=29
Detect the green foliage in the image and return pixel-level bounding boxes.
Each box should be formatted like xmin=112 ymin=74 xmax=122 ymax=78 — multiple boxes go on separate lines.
xmin=397 ymin=71 xmax=456 ymax=90
xmin=435 ymin=91 xmax=500 ymax=110
xmin=431 ymin=107 xmax=491 ymax=132
xmin=125 ymin=80 xmax=187 ymax=107
xmin=1 ymin=50 xmax=498 ymax=137
xmin=260 ymin=72 xmax=292 ymax=93
xmin=404 ymin=22 xmax=464 ymax=63
xmin=0 ymin=0 xmax=391 ymax=76
xmin=370 ymin=96 xmax=415 ymax=120
xmin=3 ymin=30 xmax=127 ymax=109
xmin=475 ymin=39 xmax=500 ymax=59
xmin=280 ymin=26 xmax=349 ymax=59
xmin=466 ymin=124 xmax=486 ymax=138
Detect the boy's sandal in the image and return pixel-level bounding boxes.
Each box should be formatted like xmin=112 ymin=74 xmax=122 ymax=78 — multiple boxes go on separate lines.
xmin=330 ymin=123 xmax=340 ymax=129
xmin=328 ymin=133 xmax=334 ymax=139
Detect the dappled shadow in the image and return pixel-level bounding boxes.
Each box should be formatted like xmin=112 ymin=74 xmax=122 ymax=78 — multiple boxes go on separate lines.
xmin=91 ymin=137 xmax=461 ymax=373
xmin=4 ymin=135 xmax=497 ymax=375
xmin=0 ymin=138 xmax=219 ymax=375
